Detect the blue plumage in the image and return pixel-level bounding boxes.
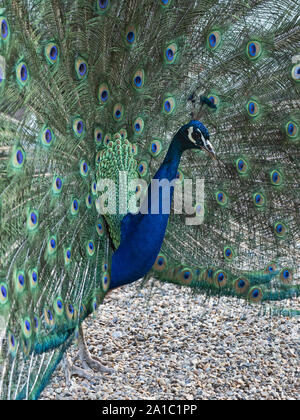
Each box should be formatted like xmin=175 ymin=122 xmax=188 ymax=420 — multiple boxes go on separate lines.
xmin=110 ymin=121 xmax=213 ymax=289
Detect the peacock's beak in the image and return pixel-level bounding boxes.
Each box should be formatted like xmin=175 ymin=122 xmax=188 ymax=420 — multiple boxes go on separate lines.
xmin=207 ymin=149 xmax=217 ymax=160
xmin=209 ymin=149 xmax=217 ymax=160
xmin=202 ymin=141 xmax=217 ymax=160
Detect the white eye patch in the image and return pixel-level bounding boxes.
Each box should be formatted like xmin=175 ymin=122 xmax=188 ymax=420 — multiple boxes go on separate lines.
xmin=187 ymin=127 xmax=205 ymax=145
xmin=188 ymin=126 xmax=195 ymax=143
xmin=205 ymin=140 xmax=213 ymax=151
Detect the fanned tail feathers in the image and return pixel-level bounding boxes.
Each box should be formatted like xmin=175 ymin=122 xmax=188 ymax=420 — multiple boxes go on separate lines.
xmin=152 ymin=0 xmax=300 ymax=309
xmin=0 ymin=0 xmax=299 ymax=399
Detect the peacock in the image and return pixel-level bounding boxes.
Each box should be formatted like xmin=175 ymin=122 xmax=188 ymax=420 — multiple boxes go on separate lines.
xmin=0 ymin=0 xmax=299 ymax=400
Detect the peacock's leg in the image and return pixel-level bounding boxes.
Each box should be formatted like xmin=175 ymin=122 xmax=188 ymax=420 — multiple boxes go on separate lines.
xmin=63 ymin=325 xmax=114 ymax=385
xmin=63 ymin=353 xmax=96 ymax=386
xmin=77 ymin=325 xmax=115 ymax=374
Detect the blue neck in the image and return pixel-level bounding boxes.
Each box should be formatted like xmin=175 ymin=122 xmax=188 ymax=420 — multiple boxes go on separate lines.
xmin=155 ymin=132 xmax=184 ymax=181
xmin=109 ymin=131 xmax=185 ymax=290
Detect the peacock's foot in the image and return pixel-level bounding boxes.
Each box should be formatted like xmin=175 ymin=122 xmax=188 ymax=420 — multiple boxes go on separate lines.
xmin=63 ymin=354 xmax=98 ymax=386
xmin=63 ymin=325 xmax=114 ymax=386
xmin=79 ymin=350 xmax=115 ymax=375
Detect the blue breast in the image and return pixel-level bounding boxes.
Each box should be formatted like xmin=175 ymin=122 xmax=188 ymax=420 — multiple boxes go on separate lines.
xmin=110 ymin=134 xmax=183 ymax=289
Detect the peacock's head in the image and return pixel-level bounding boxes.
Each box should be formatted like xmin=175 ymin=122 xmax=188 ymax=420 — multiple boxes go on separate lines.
xmin=180 ymin=120 xmax=216 ymax=159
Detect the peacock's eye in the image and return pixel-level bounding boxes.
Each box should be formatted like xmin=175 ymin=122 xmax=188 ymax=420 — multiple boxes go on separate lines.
xmin=206 ymin=142 xmax=213 ymax=152
xmin=191 ymin=129 xmax=204 ymax=143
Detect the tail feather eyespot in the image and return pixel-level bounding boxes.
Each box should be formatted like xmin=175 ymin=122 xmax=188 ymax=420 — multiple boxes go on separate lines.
xmin=125 ymin=25 xmax=136 ymax=46
xmin=133 ymin=70 xmax=145 ymax=90
xmin=72 ymin=118 xmax=85 ymax=138
xmin=247 ymin=100 xmax=260 ymax=117
xmin=286 ymin=121 xmax=299 ymax=139
xmin=0 ymin=17 xmax=10 ymax=40
xmin=160 ymin=0 xmax=172 ymax=7
xmin=28 ymin=210 xmax=39 ymax=231
xmin=96 ymin=0 xmax=110 ymax=13
xmin=45 ymin=43 xmax=59 ymax=65
xmin=154 ymin=255 xmax=167 ymax=272
xmin=214 ymin=270 xmax=227 ymax=287
xmin=280 ymin=268 xmax=293 ymax=284
xmin=165 ymin=43 xmax=178 ymax=64
xmin=16 ymin=62 xmax=29 ymax=87
xmin=75 ymin=57 xmax=88 ymax=80
xmin=248 ymin=287 xmax=263 ymax=303
xmin=291 ymin=64 xmax=300 ymax=82
xmin=113 ymin=103 xmax=124 ymax=122
xmin=98 ymin=83 xmax=110 ymax=104
xmin=163 ymin=97 xmax=176 ymax=115
xmin=0 ymin=283 xmax=8 ymax=305
xmin=247 ymin=41 xmax=262 ymax=60
xmin=234 ymin=277 xmax=250 ymax=295
xmin=207 ymin=31 xmax=222 ymax=50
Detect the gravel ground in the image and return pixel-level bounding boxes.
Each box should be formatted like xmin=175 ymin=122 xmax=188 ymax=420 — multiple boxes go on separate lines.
xmin=40 ymin=280 xmax=300 ymax=400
